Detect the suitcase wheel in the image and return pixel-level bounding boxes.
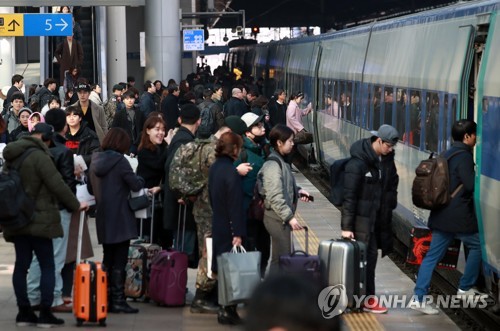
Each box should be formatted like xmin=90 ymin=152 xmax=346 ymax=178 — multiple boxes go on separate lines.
xmin=99 ymin=318 xmax=106 ymax=327
xmin=76 ymin=318 xmax=84 ymax=327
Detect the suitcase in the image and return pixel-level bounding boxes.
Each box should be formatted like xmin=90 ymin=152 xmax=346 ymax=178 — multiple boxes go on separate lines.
xmin=149 ymin=204 xmax=188 ymax=306
xmin=318 ymin=238 xmax=366 ymax=309
xmin=406 ymin=225 xmax=460 ymax=269
xmin=125 ymin=194 xmax=162 ymax=300
xmin=73 ymin=211 xmax=107 ymax=327
xmin=279 ymin=226 xmax=321 ymax=281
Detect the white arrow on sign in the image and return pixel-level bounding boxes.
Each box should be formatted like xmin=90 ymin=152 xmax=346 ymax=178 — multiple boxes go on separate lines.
xmin=55 ymin=18 xmax=68 ymax=31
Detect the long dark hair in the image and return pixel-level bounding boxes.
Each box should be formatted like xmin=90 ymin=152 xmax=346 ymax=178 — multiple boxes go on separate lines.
xmin=138 ymin=116 xmax=166 ymax=151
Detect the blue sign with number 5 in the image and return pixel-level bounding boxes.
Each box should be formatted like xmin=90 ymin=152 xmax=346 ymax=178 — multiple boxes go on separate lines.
xmin=24 ymin=14 xmax=73 ymax=37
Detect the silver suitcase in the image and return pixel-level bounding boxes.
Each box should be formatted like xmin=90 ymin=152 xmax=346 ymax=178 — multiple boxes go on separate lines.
xmin=318 ymin=239 xmax=367 ymax=308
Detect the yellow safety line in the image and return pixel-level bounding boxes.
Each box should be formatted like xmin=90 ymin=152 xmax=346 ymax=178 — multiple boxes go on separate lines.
xmin=294 ymin=212 xmax=386 ymax=331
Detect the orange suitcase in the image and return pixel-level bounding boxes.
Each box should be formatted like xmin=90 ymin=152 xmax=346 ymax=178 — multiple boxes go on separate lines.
xmin=73 ymin=211 xmax=107 ymax=327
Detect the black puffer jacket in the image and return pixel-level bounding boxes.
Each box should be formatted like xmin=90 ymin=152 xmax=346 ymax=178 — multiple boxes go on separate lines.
xmin=428 ymin=142 xmax=477 ymax=233
xmin=341 ymin=138 xmax=398 ymax=256
xmin=50 ymin=134 xmax=78 ymax=209
xmin=65 ymin=122 xmax=100 ymax=167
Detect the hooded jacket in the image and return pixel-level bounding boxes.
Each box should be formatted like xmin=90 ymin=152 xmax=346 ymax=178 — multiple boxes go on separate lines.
xmin=88 ymin=150 xmax=144 ymax=244
xmin=341 ymin=138 xmax=398 ymax=256
xmin=2 ymin=136 xmax=80 ymax=242
xmin=65 ymin=122 xmax=100 ymax=166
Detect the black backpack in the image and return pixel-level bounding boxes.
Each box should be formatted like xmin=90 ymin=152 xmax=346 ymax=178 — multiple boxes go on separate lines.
xmin=328 ymin=157 xmax=351 ymax=207
xmin=0 ymin=148 xmax=37 ymax=230
xmin=197 ymin=103 xmax=216 ymax=138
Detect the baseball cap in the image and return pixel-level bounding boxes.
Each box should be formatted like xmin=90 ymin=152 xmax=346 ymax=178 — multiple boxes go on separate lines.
xmin=371 ymin=124 xmax=399 ymax=145
xmin=76 ymin=83 xmax=91 ymax=92
xmin=112 ymin=84 xmax=124 ymax=91
xmin=224 ymin=116 xmax=247 ymax=136
xmin=241 ymin=113 xmax=264 ymax=129
xmin=31 ymin=123 xmax=54 ymax=141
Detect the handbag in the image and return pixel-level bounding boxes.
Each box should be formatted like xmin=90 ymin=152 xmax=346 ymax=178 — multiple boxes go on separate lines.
xmin=217 ymin=245 xmax=261 ymax=305
xmin=294 ymin=129 xmax=313 ymax=145
xmin=128 ymin=191 xmax=150 ymax=211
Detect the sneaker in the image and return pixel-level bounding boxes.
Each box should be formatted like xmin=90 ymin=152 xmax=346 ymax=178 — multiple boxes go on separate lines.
xmin=456 ymin=288 xmax=488 ymax=300
xmin=408 ymin=297 xmax=439 ymax=315
xmin=362 ymin=297 xmax=388 ymax=314
xmin=37 ymin=308 xmax=65 ymax=328
xmin=16 ymin=306 xmax=38 ymax=327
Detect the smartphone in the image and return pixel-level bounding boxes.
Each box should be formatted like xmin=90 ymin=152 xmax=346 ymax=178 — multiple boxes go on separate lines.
xmin=300 ymin=193 xmax=314 ymax=201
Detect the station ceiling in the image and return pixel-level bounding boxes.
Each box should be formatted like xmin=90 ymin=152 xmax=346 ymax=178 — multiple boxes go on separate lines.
xmin=210 ymin=0 xmax=467 ymax=31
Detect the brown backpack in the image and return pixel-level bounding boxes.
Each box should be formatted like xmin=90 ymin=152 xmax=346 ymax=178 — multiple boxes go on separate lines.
xmin=411 ymin=150 xmax=465 ymax=210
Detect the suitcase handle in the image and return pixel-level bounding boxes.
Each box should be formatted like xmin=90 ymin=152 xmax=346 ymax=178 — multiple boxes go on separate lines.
xmin=76 ymin=210 xmax=85 ymax=265
xmin=289 ymin=250 xmax=309 ymax=257
xmin=138 ymin=193 xmax=156 ymax=244
xmin=290 ymin=226 xmax=309 ymax=254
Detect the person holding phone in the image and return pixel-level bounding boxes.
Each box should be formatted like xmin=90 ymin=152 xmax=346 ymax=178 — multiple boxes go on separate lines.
xmin=257 ymin=124 xmax=312 ymax=274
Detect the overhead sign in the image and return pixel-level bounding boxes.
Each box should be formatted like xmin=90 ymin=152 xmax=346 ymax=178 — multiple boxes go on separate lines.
xmin=183 ymin=29 xmax=205 ymax=51
xmin=0 ymin=14 xmax=24 ymax=37
xmin=0 ymin=13 xmax=72 ymax=37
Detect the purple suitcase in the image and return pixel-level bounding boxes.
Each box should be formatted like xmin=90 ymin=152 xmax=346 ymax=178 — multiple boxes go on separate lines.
xmin=279 ymin=226 xmax=321 ymax=281
xmin=148 ymin=204 xmax=188 ymax=306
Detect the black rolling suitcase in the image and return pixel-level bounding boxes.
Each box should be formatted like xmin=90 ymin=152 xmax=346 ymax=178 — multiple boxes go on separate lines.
xmin=318 ymin=238 xmax=366 ymax=309
xmin=279 ymin=226 xmax=321 ymax=281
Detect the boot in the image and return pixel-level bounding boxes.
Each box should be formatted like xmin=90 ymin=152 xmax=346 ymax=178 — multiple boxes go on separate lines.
xmin=190 ymin=289 xmax=219 ymax=314
xmin=37 ymin=306 xmax=64 ymax=328
xmin=16 ymin=305 xmax=38 ymax=327
xmin=217 ymin=305 xmax=242 ymax=325
xmin=109 ymin=270 xmax=139 ymax=314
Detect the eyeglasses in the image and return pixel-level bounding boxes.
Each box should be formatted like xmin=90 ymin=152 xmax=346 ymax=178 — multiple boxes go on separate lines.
xmin=383 ymin=141 xmax=396 ymax=148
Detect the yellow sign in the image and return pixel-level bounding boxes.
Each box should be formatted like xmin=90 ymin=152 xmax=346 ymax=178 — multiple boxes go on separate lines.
xmin=0 ymin=14 xmax=24 ymax=37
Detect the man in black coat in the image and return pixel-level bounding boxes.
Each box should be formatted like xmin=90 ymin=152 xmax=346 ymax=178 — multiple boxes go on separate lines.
xmin=3 ymin=74 xmax=24 ymax=115
xmin=411 ymin=119 xmax=483 ymax=315
xmin=139 ymin=80 xmax=156 ymax=118
xmin=111 ymin=90 xmax=145 ymax=156
xmin=161 ymin=84 xmax=180 ymax=131
xmin=341 ymin=124 xmax=399 ymax=314
xmin=163 ymin=104 xmax=201 ymax=259
xmin=224 ymin=88 xmax=248 ymax=117
xmin=267 ymin=89 xmax=287 ymax=127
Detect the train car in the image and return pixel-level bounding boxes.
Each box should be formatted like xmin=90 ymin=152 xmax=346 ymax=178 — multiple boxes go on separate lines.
xmin=229 ymin=0 xmax=500 ymax=309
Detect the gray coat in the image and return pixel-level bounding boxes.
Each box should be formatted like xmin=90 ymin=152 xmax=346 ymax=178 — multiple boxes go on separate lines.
xmin=258 ymin=151 xmax=299 ymax=224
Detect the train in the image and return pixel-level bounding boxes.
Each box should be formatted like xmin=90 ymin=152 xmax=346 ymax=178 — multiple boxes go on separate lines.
xmin=226 ymin=0 xmax=500 ymax=309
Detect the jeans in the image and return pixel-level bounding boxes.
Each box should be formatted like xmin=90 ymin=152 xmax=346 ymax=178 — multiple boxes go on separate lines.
xmin=27 ymin=209 xmax=71 ymax=306
xmin=13 ymin=236 xmax=55 ymax=308
xmin=414 ymin=230 xmax=482 ymax=301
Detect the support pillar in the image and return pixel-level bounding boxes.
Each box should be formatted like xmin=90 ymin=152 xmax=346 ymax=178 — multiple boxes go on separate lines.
xmin=106 ymin=6 xmax=128 ymax=87
xmin=144 ymin=0 xmax=181 ymax=84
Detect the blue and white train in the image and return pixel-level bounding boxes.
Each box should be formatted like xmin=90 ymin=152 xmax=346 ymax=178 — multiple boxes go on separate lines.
xmin=228 ymin=0 xmax=500 ymax=305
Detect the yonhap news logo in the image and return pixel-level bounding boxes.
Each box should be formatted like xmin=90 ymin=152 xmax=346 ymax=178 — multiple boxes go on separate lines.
xmin=317 ymin=284 xmax=489 ymax=317
xmin=317 ymin=285 xmax=348 ymax=318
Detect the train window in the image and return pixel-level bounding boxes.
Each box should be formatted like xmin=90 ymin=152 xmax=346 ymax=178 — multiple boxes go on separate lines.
xmin=372 ymin=85 xmax=382 ymax=130
xmin=382 ymin=87 xmax=394 ymax=126
xmin=425 ymin=92 xmax=439 ymax=152
xmin=396 ymin=89 xmax=406 ymax=141
xmin=341 ymin=82 xmax=353 ymax=122
xmin=409 ymin=91 xmax=422 ymax=148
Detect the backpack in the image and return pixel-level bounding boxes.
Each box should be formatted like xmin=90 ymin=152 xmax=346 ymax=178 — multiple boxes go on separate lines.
xmin=249 ymin=156 xmax=281 ymax=220
xmin=328 ymin=158 xmax=351 ymax=207
xmin=0 ymin=148 xmax=37 ymax=230
xmin=197 ymin=103 xmax=216 ymax=138
xmin=169 ymin=139 xmax=213 ymax=197
xmin=411 ymin=150 xmax=466 ymax=210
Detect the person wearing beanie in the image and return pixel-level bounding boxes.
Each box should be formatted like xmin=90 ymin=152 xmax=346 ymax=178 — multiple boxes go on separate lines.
xmin=10 ymin=107 xmax=32 ymax=142
xmin=224 ymin=115 xmax=247 ymax=136
xmin=26 ymin=110 xmax=81 ymax=313
xmin=2 ymin=122 xmax=88 ymax=327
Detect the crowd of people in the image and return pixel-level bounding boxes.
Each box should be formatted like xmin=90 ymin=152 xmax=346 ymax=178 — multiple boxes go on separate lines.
xmin=0 ymin=50 xmax=482 ymax=329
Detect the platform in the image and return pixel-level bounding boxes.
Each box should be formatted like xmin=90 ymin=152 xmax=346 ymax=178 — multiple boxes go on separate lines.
xmin=0 ymin=171 xmax=461 ymax=330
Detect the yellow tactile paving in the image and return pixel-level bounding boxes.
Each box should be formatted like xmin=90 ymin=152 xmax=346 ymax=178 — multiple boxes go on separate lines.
xmin=294 ymin=212 xmax=386 ymax=331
